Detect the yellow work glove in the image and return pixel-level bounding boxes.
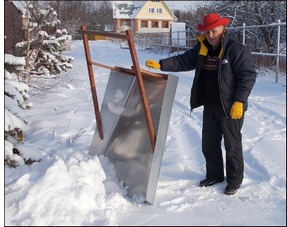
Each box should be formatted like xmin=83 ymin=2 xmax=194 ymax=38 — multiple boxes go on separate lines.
xmin=145 ymin=59 xmax=160 ymax=69
xmin=230 ymin=101 xmax=243 ymax=119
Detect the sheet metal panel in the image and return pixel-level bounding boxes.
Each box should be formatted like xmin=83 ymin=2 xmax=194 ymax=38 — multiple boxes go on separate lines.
xmin=89 ymin=71 xmax=134 ymax=157
xmin=145 ymin=75 xmax=178 ymax=203
xmin=89 ymin=70 xmax=178 ymax=204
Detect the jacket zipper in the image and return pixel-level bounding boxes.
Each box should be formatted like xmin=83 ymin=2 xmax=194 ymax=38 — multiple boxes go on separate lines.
xmin=217 ymin=59 xmax=229 ymax=118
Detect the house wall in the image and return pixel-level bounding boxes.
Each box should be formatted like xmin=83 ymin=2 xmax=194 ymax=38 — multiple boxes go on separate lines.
xmin=113 ymin=0 xmax=177 ymax=34
xmin=135 ymin=1 xmax=176 ymax=33
xmin=135 ymin=20 xmax=171 ymax=33
xmin=136 ymin=1 xmax=175 ymax=20
xmin=114 ymin=18 xmax=133 ymax=33
xmin=4 ymin=1 xmax=24 ymax=56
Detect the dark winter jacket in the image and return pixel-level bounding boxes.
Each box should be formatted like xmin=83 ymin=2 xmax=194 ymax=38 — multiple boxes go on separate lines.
xmin=159 ymin=31 xmax=257 ymax=117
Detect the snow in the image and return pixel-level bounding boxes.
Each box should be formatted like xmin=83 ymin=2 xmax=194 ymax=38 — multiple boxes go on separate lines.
xmin=4 ymin=54 xmax=26 ymax=66
xmin=4 ymin=55 xmax=31 ymax=132
xmin=4 ymin=40 xmax=286 ymax=226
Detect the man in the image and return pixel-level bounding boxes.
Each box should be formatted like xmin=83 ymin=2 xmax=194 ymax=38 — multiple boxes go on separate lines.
xmin=146 ymin=13 xmax=257 ymax=195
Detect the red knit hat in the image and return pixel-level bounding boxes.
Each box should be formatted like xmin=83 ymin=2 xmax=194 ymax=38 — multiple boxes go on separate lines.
xmin=196 ymin=13 xmax=230 ymax=31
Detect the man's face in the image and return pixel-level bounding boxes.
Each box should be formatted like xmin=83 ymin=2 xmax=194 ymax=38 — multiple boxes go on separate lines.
xmin=205 ymin=25 xmax=225 ymax=49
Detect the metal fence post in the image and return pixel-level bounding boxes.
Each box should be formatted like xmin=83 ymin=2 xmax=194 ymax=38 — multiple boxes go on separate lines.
xmin=276 ymin=19 xmax=281 ymax=83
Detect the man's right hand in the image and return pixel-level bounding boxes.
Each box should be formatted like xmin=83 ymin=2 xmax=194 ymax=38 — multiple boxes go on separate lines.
xmin=145 ymin=60 xmax=160 ymax=69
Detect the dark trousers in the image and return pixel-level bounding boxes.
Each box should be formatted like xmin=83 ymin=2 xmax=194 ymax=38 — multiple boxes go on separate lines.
xmin=202 ymin=105 xmax=244 ymax=185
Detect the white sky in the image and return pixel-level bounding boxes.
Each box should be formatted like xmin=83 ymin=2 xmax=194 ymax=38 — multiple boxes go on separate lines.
xmin=165 ymin=1 xmax=194 ymax=10
xmin=164 ymin=1 xmax=206 ymax=11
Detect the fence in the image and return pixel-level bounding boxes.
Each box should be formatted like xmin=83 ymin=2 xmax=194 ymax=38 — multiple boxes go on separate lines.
xmin=134 ymin=20 xmax=286 ymax=83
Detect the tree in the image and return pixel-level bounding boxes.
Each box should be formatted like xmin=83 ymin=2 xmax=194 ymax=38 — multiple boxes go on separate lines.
xmin=49 ymin=1 xmax=92 ymax=39
xmin=93 ymin=1 xmax=113 ymax=31
xmin=210 ymin=1 xmax=286 ymax=53
xmin=4 ymin=1 xmax=74 ymax=167
xmin=175 ymin=1 xmax=286 ymax=53
xmin=16 ymin=1 xmax=73 ymax=79
xmin=48 ymin=1 xmax=113 ymax=38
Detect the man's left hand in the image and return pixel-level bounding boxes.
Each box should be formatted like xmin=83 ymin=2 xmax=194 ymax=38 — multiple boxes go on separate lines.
xmin=230 ymin=101 xmax=243 ymax=119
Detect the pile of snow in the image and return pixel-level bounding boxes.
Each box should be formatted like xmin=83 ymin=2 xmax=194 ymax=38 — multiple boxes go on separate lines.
xmin=4 ymin=40 xmax=286 ymax=226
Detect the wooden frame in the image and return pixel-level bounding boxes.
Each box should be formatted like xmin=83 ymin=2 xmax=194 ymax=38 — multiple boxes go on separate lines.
xmin=80 ymin=25 xmax=168 ymax=150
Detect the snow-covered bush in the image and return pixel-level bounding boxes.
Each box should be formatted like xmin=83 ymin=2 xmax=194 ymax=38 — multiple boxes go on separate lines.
xmin=4 ymin=54 xmax=35 ymax=167
xmin=33 ymin=28 xmax=73 ymax=75
xmin=16 ymin=3 xmax=74 ymax=77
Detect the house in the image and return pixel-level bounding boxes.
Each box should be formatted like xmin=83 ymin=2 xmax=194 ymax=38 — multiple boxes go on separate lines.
xmin=113 ymin=0 xmax=177 ymax=34
xmin=4 ymin=1 xmax=25 ymax=56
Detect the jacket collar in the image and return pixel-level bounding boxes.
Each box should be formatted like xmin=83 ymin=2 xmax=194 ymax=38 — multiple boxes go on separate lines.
xmin=197 ymin=30 xmax=227 ymax=58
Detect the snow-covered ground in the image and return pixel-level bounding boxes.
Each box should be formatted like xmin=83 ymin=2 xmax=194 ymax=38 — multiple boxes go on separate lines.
xmin=4 ymin=40 xmax=286 ymax=226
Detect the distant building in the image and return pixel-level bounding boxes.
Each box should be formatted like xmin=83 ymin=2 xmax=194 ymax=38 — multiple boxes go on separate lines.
xmin=113 ymin=0 xmax=177 ymax=33
xmin=4 ymin=1 xmax=25 ymax=56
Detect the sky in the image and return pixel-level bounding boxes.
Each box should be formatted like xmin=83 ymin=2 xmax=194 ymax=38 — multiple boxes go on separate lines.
xmin=4 ymin=39 xmax=286 ymax=226
xmin=165 ymin=1 xmax=205 ymax=11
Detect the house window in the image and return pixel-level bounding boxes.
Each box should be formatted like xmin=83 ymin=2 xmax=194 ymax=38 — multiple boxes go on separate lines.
xmin=152 ymin=21 xmax=159 ymax=28
xmin=157 ymin=8 xmax=162 ymax=13
xmin=162 ymin=21 xmax=169 ymax=28
xmin=148 ymin=8 xmax=155 ymax=13
xmin=141 ymin=21 xmax=148 ymax=28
